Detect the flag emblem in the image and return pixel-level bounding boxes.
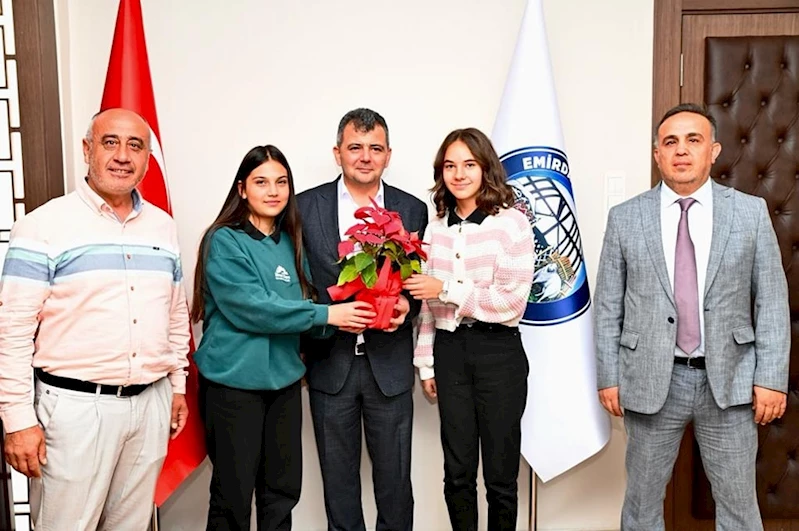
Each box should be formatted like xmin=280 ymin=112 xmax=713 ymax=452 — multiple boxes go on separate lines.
xmin=504 ymin=147 xmax=590 ymax=325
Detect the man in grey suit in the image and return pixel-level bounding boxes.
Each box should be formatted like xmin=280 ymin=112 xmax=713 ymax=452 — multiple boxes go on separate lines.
xmin=594 ymin=103 xmax=790 ymax=530
xmin=297 ymin=108 xmax=427 ymax=531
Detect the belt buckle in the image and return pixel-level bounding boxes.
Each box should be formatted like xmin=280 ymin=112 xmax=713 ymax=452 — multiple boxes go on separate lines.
xmin=116 ymin=386 xmax=124 ymax=398
xmin=686 ymin=357 xmax=698 ymax=369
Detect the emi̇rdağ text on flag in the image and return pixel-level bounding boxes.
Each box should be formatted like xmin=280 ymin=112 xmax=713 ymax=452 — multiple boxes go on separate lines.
xmin=491 ymin=0 xmax=611 ymax=481
xmin=100 ymin=0 xmax=206 ymax=505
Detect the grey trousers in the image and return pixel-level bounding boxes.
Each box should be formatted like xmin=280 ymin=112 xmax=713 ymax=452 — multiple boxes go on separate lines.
xmin=309 ymin=355 xmax=413 ymax=531
xmin=622 ymin=364 xmax=761 ymax=531
xmin=30 ymin=377 xmax=172 ymax=531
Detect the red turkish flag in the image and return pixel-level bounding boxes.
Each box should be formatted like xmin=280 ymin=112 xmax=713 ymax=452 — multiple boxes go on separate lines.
xmin=101 ymin=0 xmax=206 ymax=506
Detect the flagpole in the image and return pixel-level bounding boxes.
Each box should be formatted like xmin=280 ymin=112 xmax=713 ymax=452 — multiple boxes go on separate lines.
xmin=149 ymin=504 xmax=159 ymax=531
xmin=528 ymin=467 xmax=537 ymax=531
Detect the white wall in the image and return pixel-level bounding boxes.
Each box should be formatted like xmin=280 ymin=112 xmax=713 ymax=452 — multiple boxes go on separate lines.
xmin=52 ymin=1 xmax=654 ymax=529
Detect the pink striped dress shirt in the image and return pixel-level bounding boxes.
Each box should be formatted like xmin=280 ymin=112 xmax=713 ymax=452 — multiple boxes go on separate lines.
xmin=0 ymin=178 xmax=190 ymax=433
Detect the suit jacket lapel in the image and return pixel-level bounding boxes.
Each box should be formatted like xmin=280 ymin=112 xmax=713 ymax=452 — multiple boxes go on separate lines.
xmin=642 ymin=183 xmax=675 ymax=307
xmin=315 ymin=177 xmax=343 ymax=262
xmin=384 ymin=182 xmax=402 ymax=215
xmin=704 ymin=181 xmax=733 ymax=298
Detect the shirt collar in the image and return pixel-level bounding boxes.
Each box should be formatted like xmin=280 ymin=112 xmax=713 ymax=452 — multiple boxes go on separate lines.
xmin=77 ymin=176 xmax=143 ymax=218
xmin=660 ymin=177 xmax=713 ymax=209
xmin=447 ymin=208 xmax=489 ymax=227
xmin=241 ymin=217 xmax=282 ymax=243
xmin=337 ymin=176 xmax=385 ymax=206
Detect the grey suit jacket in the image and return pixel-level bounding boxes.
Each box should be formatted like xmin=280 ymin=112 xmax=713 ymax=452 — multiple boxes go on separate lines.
xmin=297 ymin=177 xmax=428 ymax=397
xmin=594 ymin=181 xmax=790 ymax=414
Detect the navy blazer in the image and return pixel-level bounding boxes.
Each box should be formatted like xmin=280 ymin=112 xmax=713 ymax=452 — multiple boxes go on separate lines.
xmin=297 ymin=177 xmax=429 ymax=397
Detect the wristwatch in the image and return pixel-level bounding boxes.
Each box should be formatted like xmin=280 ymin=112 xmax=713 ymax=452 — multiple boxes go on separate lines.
xmin=438 ymin=280 xmax=449 ymax=303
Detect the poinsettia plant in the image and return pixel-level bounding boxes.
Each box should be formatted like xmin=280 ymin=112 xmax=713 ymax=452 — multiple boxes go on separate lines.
xmin=327 ymin=199 xmax=427 ymax=329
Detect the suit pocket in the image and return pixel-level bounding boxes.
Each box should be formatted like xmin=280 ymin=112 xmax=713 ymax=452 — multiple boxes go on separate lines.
xmin=619 ymin=329 xmax=639 ymax=350
xmin=732 ymin=325 xmax=755 ymax=345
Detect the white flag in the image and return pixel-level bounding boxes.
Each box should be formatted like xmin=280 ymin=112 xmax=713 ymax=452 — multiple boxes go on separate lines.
xmin=492 ymin=0 xmax=611 ymax=481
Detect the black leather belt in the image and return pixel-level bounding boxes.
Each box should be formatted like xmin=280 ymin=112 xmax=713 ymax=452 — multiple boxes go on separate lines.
xmin=356 ymin=343 xmax=366 ymax=354
xmin=674 ymin=356 xmax=706 ymax=370
xmin=458 ymin=321 xmax=517 ymax=333
xmin=35 ymin=368 xmax=152 ymax=397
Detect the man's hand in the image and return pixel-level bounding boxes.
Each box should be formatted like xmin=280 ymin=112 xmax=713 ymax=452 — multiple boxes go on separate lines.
xmin=752 ymin=386 xmax=787 ymax=425
xmin=599 ymin=386 xmax=623 ymax=417
xmin=403 ymin=274 xmax=444 ymax=301
xmin=422 ymin=378 xmax=437 ymax=400
xmin=384 ymin=295 xmax=411 ymax=332
xmin=4 ymin=426 xmax=46 ymax=478
xmin=170 ymin=393 xmax=189 ymax=440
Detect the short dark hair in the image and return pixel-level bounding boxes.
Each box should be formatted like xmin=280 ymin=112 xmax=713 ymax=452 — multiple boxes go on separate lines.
xmin=336 ymin=108 xmax=389 ymax=147
xmin=653 ymin=103 xmax=717 ymax=146
xmin=431 ymin=128 xmax=514 ymax=218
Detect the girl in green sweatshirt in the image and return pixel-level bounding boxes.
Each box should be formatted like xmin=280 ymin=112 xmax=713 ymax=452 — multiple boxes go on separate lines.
xmin=191 ymin=145 xmax=374 ymax=531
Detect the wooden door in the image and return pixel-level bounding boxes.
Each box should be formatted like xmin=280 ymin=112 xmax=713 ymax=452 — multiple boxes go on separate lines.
xmin=654 ymin=3 xmax=799 ymax=530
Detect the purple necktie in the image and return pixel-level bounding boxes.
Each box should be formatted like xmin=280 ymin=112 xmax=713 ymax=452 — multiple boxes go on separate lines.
xmin=674 ymin=198 xmax=700 ymax=354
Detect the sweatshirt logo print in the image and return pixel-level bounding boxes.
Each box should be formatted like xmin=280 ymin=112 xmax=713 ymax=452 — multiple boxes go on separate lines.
xmin=275 ymin=265 xmax=291 ymax=283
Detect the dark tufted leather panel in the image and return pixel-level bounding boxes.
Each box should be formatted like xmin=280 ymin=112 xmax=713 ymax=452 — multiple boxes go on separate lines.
xmin=692 ymin=35 xmax=799 ymax=519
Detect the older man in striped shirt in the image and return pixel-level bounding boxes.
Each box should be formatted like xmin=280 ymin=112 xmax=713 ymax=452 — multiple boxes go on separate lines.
xmin=0 ymin=108 xmax=190 ymax=530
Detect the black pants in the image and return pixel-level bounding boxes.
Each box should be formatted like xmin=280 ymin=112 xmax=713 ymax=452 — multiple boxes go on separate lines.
xmin=434 ymin=324 xmax=529 ymax=531
xmin=200 ymin=375 xmax=302 ymax=531
xmin=309 ymin=355 xmax=414 ymax=531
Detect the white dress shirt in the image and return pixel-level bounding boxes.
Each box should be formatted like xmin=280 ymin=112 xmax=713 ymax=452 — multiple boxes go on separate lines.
xmin=660 ymin=178 xmax=713 ymax=358
xmin=337 ymin=177 xmax=385 ymax=354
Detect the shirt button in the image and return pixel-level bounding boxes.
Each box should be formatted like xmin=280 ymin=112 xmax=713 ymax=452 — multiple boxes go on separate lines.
xmin=130 ymin=286 xmax=135 ymax=291
xmin=132 ymin=352 xmax=137 ymax=358
xmin=455 ymin=253 xmax=461 ymax=259
xmin=126 ymin=254 xmax=132 ymax=260
xmin=133 ymin=319 xmax=138 ymax=324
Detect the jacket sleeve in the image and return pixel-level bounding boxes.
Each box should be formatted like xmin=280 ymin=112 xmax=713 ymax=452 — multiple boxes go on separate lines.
xmin=302 ymin=252 xmax=334 ymax=339
xmin=593 ymin=208 xmax=626 ymax=390
xmin=204 ymin=230 xmax=328 ymax=335
xmin=404 ymin=205 xmax=429 ymax=326
xmin=751 ymin=198 xmax=790 ymax=393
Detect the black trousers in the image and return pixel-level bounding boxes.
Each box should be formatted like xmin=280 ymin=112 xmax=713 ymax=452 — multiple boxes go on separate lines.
xmin=309 ymin=355 xmax=414 ymax=531
xmin=434 ymin=324 xmax=528 ymax=531
xmin=200 ymin=375 xmax=303 ymax=531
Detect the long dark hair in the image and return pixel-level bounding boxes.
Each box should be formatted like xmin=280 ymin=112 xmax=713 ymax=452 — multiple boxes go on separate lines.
xmin=431 ymin=128 xmax=514 ymax=218
xmin=191 ymin=145 xmax=315 ymax=323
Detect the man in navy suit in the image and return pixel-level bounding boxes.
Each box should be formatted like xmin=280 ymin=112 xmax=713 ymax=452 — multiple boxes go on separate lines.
xmin=298 ymin=108 xmax=428 ymax=531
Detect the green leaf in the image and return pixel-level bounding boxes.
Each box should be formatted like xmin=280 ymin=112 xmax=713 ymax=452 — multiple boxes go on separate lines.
xmin=400 ymin=262 xmax=412 ymax=280
xmin=410 ymin=259 xmax=422 ymax=274
xmin=354 ymin=253 xmax=374 ymax=272
xmin=361 ymin=262 xmax=378 ymax=288
xmin=338 ymin=263 xmax=359 ymax=285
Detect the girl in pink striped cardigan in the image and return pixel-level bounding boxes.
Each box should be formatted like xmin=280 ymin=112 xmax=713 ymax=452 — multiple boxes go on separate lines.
xmin=404 ymin=128 xmax=535 ymax=531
